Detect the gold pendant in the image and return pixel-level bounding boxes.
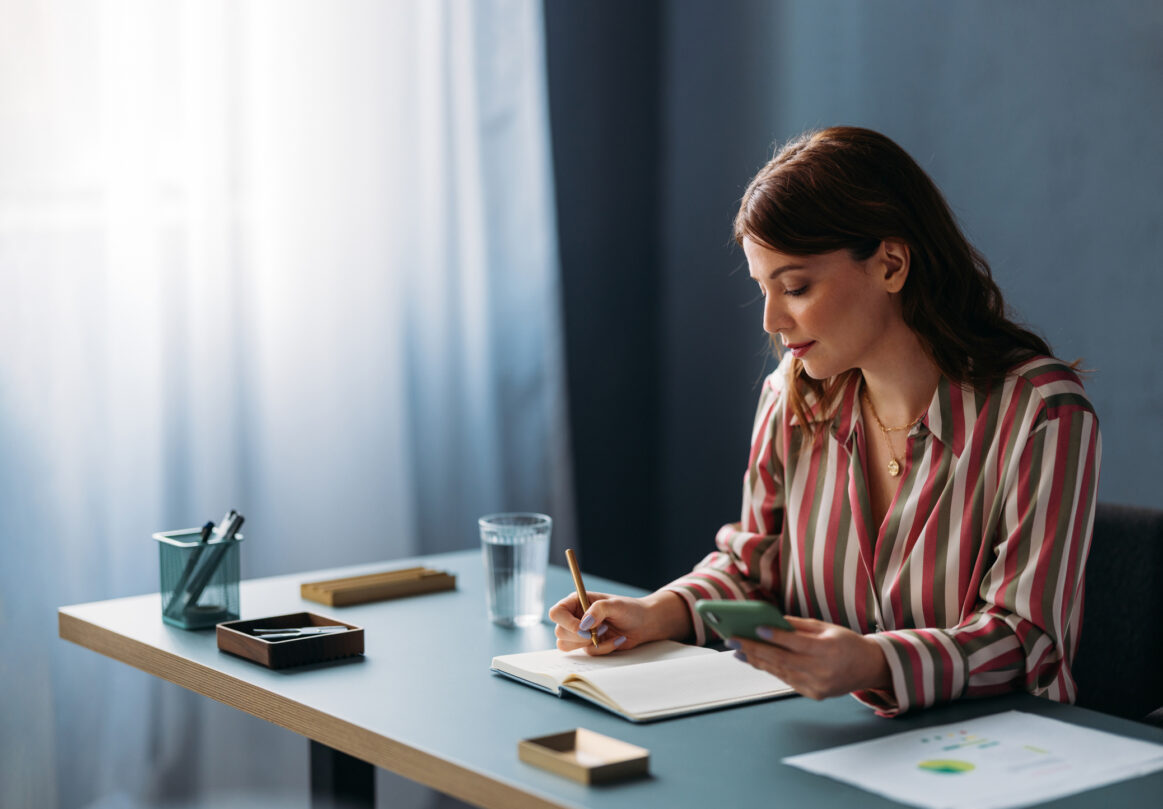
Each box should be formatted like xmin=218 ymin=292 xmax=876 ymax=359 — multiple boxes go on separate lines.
xmin=887 ymin=459 xmax=900 ymax=477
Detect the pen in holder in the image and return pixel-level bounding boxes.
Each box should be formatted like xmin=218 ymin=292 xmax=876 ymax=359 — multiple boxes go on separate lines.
xmin=155 ymin=523 xmax=243 ymax=629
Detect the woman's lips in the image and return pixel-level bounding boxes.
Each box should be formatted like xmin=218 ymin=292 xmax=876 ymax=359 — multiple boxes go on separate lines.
xmin=785 ymin=340 xmax=816 ymax=358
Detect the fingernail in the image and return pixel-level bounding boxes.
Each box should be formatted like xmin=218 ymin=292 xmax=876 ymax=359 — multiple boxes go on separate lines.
xmin=578 ymin=614 xmax=594 ymax=631
xmin=756 ymin=626 xmax=774 ymax=641
xmin=577 ymin=629 xmax=591 ymax=639
xmin=733 ymin=650 xmax=748 ymax=663
xmin=724 ymin=638 xmax=741 ymax=650
xmin=613 ymin=635 xmax=626 ymax=647
xmin=595 ymin=624 xmax=608 ymax=637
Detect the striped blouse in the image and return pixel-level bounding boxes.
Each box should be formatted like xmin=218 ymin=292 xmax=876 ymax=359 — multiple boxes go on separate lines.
xmin=664 ymin=353 xmax=1101 ymax=716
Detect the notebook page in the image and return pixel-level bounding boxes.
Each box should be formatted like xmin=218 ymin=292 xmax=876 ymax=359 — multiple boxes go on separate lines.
xmin=568 ymin=650 xmax=793 ymax=717
xmin=491 ymin=640 xmax=713 ymax=691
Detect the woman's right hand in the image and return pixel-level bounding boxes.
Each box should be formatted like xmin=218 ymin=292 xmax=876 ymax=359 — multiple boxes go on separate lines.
xmin=548 ymin=589 xmax=693 ymax=655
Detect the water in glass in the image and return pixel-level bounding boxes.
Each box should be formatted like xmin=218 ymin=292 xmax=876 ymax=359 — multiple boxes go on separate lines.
xmin=480 ymin=513 xmax=551 ymax=627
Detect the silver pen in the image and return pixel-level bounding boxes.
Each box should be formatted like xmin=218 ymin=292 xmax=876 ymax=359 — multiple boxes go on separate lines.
xmin=252 ymin=626 xmax=348 ymax=640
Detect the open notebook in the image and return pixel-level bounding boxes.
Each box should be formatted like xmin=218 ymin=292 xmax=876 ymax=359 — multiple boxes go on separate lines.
xmin=490 ymin=640 xmax=796 ymax=722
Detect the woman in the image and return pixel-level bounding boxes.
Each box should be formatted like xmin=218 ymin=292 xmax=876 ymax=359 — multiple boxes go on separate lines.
xmin=548 ymin=126 xmax=1101 ymax=717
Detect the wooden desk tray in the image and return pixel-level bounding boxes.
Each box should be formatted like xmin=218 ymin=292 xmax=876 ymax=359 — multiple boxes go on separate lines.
xmin=518 ymin=728 xmax=650 ymax=784
xmin=217 ymin=612 xmax=363 ymax=669
xmin=300 ymin=566 xmax=457 ymax=607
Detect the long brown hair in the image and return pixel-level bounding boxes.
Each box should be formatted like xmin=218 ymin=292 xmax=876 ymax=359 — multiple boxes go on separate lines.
xmin=734 ymin=126 xmax=1052 ymax=431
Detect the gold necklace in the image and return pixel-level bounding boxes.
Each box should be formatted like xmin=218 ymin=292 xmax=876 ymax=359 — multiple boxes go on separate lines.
xmin=863 ymin=390 xmax=926 ymax=477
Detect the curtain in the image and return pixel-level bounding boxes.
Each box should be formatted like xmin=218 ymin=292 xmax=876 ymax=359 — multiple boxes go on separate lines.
xmin=0 ymin=1 xmax=573 ymax=807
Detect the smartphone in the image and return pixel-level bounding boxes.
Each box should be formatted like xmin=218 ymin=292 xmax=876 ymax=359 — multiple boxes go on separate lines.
xmin=695 ymin=599 xmax=793 ymax=642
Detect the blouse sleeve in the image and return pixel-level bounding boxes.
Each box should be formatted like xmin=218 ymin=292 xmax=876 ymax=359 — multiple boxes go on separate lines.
xmin=662 ymin=367 xmax=788 ymax=646
xmin=854 ymin=376 xmax=1101 ymax=716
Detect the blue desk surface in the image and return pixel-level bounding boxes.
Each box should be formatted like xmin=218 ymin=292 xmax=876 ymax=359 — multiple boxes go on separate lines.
xmin=60 ymin=549 xmax=1163 ymax=809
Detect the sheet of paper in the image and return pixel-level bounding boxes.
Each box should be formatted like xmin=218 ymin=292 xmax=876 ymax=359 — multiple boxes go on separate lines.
xmin=783 ymin=710 xmax=1163 ymax=809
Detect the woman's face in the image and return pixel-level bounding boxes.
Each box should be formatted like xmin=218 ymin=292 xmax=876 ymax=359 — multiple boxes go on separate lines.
xmin=743 ymin=236 xmax=904 ymax=380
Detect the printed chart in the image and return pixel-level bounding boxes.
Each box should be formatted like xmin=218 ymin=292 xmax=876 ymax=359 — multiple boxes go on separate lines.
xmin=912 ymin=726 xmax=1068 ymax=780
xmin=784 ymin=711 xmax=1163 ymax=809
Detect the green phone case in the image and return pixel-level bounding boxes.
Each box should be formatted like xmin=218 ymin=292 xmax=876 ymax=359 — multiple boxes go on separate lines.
xmin=695 ymin=599 xmax=793 ymax=641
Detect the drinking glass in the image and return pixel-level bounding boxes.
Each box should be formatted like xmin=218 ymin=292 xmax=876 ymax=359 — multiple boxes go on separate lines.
xmin=480 ymin=512 xmax=551 ymax=627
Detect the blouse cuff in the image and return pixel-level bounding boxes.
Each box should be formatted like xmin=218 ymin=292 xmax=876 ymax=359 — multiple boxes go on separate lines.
xmin=853 ymin=629 xmax=970 ymax=717
xmin=660 ymin=584 xmax=710 ymax=647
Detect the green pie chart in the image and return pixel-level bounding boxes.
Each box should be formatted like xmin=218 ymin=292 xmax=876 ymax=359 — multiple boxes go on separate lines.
xmin=918 ymin=759 xmax=976 ymax=774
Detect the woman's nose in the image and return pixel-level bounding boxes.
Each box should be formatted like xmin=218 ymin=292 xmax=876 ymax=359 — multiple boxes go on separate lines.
xmin=763 ymin=295 xmax=791 ymax=334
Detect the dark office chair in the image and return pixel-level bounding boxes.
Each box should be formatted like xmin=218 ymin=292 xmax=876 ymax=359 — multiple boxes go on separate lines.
xmin=1071 ymin=502 xmax=1163 ymax=725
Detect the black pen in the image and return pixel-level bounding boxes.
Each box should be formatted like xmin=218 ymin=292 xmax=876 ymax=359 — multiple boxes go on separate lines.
xmin=164 ymin=521 xmax=215 ymax=619
xmin=181 ymin=511 xmax=244 ymax=611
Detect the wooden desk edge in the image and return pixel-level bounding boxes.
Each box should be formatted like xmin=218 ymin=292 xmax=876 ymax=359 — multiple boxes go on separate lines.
xmin=58 ymin=609 xmax=571 ymax=809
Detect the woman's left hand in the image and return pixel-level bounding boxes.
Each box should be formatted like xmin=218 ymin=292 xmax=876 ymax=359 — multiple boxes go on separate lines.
xmin=732 ymin=616 xmax=892 ymax=700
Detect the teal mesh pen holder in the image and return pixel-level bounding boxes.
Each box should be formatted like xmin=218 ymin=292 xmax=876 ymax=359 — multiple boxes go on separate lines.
xmin=155 ymin=528 xmax=243 ymax=629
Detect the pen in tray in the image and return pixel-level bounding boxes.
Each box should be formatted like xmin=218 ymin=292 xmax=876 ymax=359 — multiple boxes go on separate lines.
xmin=251 ymin=626 xmax=350 ymax=640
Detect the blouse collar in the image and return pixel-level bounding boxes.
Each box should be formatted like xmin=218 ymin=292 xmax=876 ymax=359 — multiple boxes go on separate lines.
xmin=791 ymin=370 xmax=973 ymax=459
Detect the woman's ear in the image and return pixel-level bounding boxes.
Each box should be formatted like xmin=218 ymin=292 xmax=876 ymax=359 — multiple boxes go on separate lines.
xmin=879 ymin=239 xmax=910 ymax=293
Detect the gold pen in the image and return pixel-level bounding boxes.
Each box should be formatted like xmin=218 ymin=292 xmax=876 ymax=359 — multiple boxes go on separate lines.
xmin=565 ymin=548 xmax=599 ymax=648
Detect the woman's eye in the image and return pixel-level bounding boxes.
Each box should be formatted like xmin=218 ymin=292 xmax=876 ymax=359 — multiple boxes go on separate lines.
xmin=784 ymin=285 xmax=808 ymax=297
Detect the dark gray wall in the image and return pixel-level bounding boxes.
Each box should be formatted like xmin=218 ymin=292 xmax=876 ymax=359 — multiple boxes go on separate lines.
xmin=544 ymin=1 xmax=663 ymax=586
xmin=547 ymin=0 xmax=1163 ymax=586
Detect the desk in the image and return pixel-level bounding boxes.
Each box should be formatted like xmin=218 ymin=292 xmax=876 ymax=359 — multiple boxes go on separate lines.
xmin=60 ymin=550 xmax=1163 ymax=809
